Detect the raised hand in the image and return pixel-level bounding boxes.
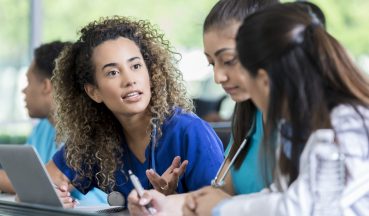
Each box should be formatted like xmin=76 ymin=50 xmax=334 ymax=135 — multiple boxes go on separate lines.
xmin=146 ymin=156 xmax=188 ymax=195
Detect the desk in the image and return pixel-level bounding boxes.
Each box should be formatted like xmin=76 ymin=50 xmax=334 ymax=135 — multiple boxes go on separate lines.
xmin=0 ymin=194 xmax=130 ymax=215
xmin=0 ymin=200 xmax=96 ymax=216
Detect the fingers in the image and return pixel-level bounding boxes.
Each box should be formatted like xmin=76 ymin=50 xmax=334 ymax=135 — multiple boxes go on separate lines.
xmin=139 ymin=191 xmax=153 ymax=206
xmin=146 ymin=169 xmax=168 ymax=190
xmin=55 ymin=184 xmax=77 ymax=208
xmin=128 ymin=190 xmax=148 ymax=216
xmin=58 ymin=184 xmax=69 ymax=192
xmin=55 ymin=188 xmax=77 ymax=208
xmin=173 ymin=160 xmax=188 ymax=177
xmin=183 ymin=193 xmax=197 ymax=216
xmin=128 ymin=189 xmax=161 ymax=216
xmin=128 ymin=189 xmax=140 ymax=205
xmin=170 ymin=156 xmax=181 ymax=170
xmin=163 ymin=156 xmax=181 ymax=175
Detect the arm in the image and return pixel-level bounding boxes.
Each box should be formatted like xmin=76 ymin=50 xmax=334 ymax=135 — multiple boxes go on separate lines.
xmin=46 ymin=159 xmax=77 ymax=208
xmin=0 ymin=170 xmax=15 ymax=194
xmin=46 ymin=160 xmax=73 ymax=191
xmin=182 ymin=119 xmax=224 ymax=191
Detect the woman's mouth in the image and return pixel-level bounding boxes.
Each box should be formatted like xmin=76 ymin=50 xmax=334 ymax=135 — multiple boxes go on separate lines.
xmin=122 ymin=91 xmax=143 ymax=102
xmin=223 ymin=86 xmax=238 ymax=95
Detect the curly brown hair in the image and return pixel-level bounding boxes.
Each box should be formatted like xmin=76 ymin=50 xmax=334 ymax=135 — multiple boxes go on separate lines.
xmin=52 ymin=16 xmax=193 ymax=191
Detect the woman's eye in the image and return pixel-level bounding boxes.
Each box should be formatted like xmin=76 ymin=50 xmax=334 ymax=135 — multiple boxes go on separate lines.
xmin=107 ymin=70 xmax=119 ymax=77
xmin=132 ymin=64 xmax=142 ymax=70
xmin=224 ymin=57 xmax=238 ymax=66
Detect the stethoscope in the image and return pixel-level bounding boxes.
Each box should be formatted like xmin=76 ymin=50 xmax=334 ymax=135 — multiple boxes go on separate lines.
xmin=107 ymin=123 xmax=158 ymax=207
xmin=211 ymin=115 xmax=256 ymax=188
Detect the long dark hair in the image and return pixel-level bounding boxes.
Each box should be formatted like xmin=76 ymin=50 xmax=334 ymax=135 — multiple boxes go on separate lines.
xmin=236 ymin=2 xmax=369 ymax=185
xmin=204 ymin=0 xmax=279 ymax=169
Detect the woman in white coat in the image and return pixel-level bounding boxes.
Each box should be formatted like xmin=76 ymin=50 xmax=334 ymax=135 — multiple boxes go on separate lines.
xmin=212 ymin=2 xmax=369 ymax=215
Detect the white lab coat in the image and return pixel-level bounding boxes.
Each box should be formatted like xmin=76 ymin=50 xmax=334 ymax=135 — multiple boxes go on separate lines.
xmin=212 ymin=104 xmax=369 ymax=216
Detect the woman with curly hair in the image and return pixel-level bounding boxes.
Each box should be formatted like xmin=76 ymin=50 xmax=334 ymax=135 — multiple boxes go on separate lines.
xmin=46 ymin=16 xmax=224 ymax=208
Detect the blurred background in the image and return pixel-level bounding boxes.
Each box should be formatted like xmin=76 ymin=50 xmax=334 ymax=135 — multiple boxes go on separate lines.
xmin=0 ymin=0 xmax=368 ymax=144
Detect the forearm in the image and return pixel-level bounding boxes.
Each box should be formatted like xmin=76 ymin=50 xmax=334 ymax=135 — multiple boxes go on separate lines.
xmin=0 ymin=170 xmax=15 ymax=194
xmin=213 ymin=192 xmax=281 ymax=216
xmin=45 ymin=160 xmax=73 ymax=191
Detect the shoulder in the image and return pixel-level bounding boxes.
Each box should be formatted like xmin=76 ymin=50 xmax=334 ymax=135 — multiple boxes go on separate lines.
xmin=164 ymin=107 xmax=211 ymax=130
xmin=330 ymin=104 xmax=369 ymax=130
xmin=160 ymin=108 xmax=223 ymax=150
xmin=330 ymin=104 xmax=369 ymax=156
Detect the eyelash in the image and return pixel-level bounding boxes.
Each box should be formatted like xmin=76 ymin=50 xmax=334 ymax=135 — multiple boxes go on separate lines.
xmin=224 ymin=57 xmax=237 ymax=66
xmin=131 ymin=63 xmax=142 ymax=70
xmin=107 ymin=70 xmax=119 ymax=77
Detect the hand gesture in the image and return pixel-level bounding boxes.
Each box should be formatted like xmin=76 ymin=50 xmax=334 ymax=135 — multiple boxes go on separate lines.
xmin=146 ymin=156 xmax=188 ymax=195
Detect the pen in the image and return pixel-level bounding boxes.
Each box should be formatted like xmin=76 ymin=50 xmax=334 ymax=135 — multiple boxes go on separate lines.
xmin=128 ymin=170 xmax=157 ymax=215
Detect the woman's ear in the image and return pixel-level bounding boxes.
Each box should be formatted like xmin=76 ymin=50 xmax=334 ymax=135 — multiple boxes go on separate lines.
xmin=42 ymin=78 xmax=53 ymax=95
xmin=84 ymin=84 xmax=103 ymax=103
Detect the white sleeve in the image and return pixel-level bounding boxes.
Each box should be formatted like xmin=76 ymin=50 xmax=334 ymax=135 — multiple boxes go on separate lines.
xmin=212 ymin=192 xmax=282 ymax=216
xmin=331 ymin=105 xmax=369 ymax=215
xmin=212 ymin=105 xmax=369 ymax=216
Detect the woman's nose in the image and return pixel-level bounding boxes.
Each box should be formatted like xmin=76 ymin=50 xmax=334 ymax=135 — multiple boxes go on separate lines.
xmin=214 ymin=67 xmax=228 ymax=84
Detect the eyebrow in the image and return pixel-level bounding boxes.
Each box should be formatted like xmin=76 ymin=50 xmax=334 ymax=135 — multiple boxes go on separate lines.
xmin=101 ymin=56 xmax=141 ymax=70
xmin=214 ymin=48 xmax=234 ymax=57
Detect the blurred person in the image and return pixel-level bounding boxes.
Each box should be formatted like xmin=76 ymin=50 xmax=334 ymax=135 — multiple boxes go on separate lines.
xmin=0 ymin=41 xmax=108 ymax=205
xmin=46 ymin=16 xmax=224 ymax=208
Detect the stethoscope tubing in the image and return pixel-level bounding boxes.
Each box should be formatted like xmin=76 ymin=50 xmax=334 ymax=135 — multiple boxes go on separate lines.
xmin=211 ymin=115 xmax=256 ymax=188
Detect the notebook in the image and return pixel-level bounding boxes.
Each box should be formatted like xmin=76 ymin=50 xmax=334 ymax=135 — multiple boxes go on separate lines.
xmin=0 ymin=145 xmax=126 ymax=214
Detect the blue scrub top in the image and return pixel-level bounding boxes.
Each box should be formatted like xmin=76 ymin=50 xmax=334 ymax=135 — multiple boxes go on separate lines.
xmin=53 ymin=108 xmax=224 ymax=202
xmin=26 ymin=119 xmax=57 ymax=164
xmin=225 ymin=109 xmax=266 ymax=194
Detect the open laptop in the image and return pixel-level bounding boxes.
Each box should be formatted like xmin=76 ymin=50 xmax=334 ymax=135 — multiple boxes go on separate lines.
xmin=0 ymin=145 xmax=63 ymax=207
xmin=0 ymin=145 xmax=127 ymax=215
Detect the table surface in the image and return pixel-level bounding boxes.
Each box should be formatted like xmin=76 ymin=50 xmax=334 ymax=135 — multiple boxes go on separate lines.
xmin=0 ymin=193 xmax=130 ymax=216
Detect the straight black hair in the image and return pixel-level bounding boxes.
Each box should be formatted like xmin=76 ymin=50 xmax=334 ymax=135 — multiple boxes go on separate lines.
xmin=236 ymin=2 xmax=369 ymax=185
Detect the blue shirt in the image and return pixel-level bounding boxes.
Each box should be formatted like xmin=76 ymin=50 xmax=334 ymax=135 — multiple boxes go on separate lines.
xmin=26 ymin=119 xmax=57 ymax=164
xmin=26 ymin=119 xmax=107 ymax=205
xmin=225 ymin=110 xmax=266 ymax=194
xmin=53 ymin=108 xmax=224 ymax=202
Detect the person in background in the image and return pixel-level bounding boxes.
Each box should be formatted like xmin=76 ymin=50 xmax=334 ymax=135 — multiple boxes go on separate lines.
xmin=0 ymin=41 xmax=108 ymax=205
xmin=46 ymin=16 xmax=224 ymax=208
xmin=127 ymin=0 xmax=279 ymax=215
xmin=210 ymin=2 xmax=369 ymax=215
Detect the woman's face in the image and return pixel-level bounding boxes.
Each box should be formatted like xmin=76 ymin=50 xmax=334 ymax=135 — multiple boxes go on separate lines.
xmin=86 ymin=37 xmax=151 ymax=118
xmin=203 ymin=22 xmax=250 ymax=102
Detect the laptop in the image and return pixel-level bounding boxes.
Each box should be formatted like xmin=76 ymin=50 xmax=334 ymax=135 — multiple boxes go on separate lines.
xmin=0 ymin=145 xmax=126 ymax=214
xmin=0 ymin=145 xmax=63 ymax=207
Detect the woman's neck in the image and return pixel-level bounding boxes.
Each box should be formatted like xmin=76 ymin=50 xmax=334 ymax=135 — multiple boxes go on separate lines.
xmin=118 ymin=112 xmax=152 ymax=162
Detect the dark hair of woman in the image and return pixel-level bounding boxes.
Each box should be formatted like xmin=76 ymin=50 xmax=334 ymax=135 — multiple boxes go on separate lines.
xmin=236 ymin=2 xmax=369 ymax=185
xmin=203 ymin=0 xmax=279 ymax=169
